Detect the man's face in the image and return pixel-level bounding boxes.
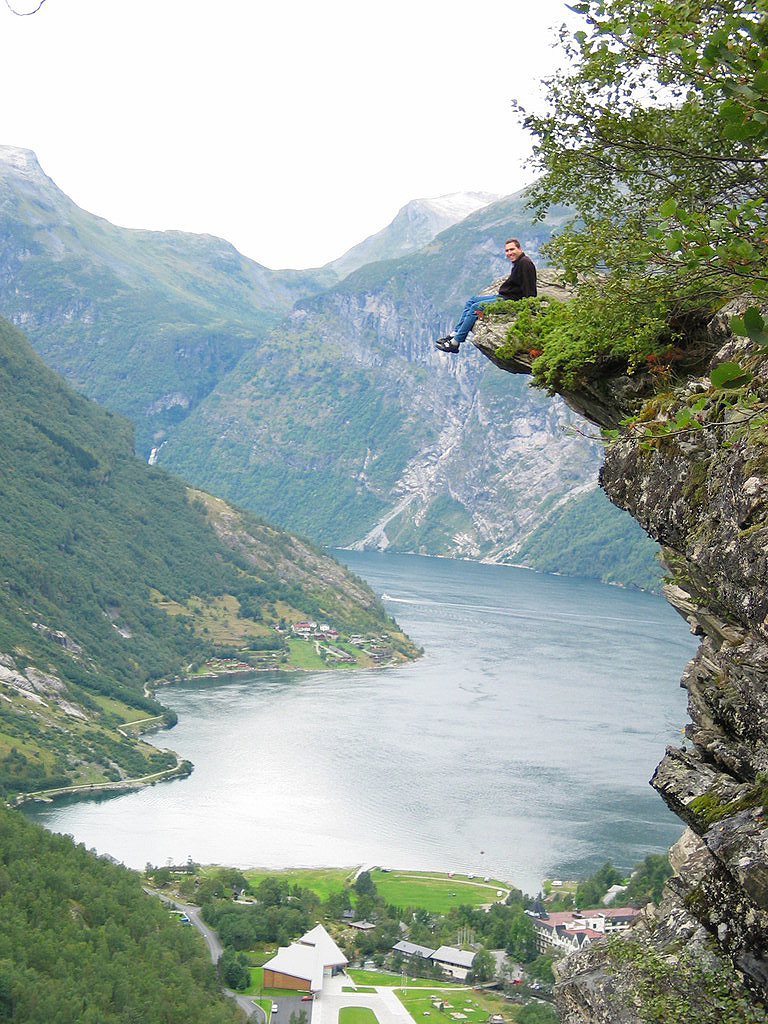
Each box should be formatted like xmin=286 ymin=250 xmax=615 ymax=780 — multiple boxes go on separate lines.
xmin=505 ymin=242 xmax=523 ymax=262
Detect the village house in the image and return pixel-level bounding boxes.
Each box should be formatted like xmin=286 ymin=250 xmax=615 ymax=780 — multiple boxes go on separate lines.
xmin=348 ymin=919 xmax=376 ymax=931
xmin=528 ymin=907 xmax=640 ymax=955
xmin=291 ymin=622 xmax=317 ymax=638
xmin=430 ymin=945 xmax=476 ymax=980
xmin=392 ymin=940 xmax=436 ymax=960
xmin=389 ymin=941 xmax=477 ymax=980
xmin=262 ymin=923 xmax=347 ymax=993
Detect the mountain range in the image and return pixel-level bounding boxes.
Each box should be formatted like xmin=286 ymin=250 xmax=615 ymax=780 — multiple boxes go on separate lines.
xmin=0 ymin=313 xmax=416 ymax=800
xmin=0 ymin=146 xmax=659 ymax=588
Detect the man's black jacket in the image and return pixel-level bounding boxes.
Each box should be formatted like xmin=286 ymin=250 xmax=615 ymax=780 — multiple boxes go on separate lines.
xmin=498 ymin=253 xmax=537 ymax=300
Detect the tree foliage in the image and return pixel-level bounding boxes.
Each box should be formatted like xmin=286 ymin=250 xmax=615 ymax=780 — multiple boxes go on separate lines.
xmin=575 ymin=861 xmax=624 ymax=907
xmin=0 ymin=807 xmax=238 ymax=1023
xmin=0 ymin=315 xmax=415 ymax=797
xmin=468 ymin=948 xmax=494 ymax=982
xmin=513 ymin=0 xmax=768 ymax=386
xmin=623 ymin=853 xmax=673 ymax=905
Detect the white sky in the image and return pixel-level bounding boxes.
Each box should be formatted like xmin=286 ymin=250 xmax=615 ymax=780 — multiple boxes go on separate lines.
xmin=0 ymin=0 xmax=577 ymax=269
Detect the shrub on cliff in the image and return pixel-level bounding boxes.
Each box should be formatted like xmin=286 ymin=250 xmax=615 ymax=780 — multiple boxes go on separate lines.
xmin=513 ymin=0 xmax=768 ymax=386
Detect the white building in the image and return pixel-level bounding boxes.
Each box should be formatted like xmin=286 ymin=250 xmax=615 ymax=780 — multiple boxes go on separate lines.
xmin=262 ymin=923 xmax=348 ymax=993
xmin=430 ymin=945 xmax=476 ymax=980
xmin=529 ymin=907 xmax=640 ymax=955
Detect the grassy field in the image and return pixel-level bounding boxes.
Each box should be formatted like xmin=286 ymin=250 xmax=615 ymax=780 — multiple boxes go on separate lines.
xmin=370 ymin=870 xmax=510 ymax=912
xmin=339 ymin=1009 xmax=380 ymax=1024
xmin=241 ymin=866 xmax=355 ymax=900
xmin=395 ymin=987 xmax=512 ymax=1022
xmin=543 ymin=878 xmax=578 ymax=898
xmin=346 ymin=970 xmax=453 ymax=989
xmin=200 ymin=865 xmax=513 ymax=914
xmin=287 ymin=637 xmax=329 ymax=670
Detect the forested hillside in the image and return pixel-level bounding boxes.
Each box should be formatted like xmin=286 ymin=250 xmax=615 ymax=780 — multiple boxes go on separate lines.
xmin=0 ymin=316 xmax=416 ymax=799
xmin=0 ymin=806 xmax=240 ymax=1023
xmin=0 ymin=146 xmax=332 ymax=454
xmin=0 ymin=147 xmax=662 ymax=588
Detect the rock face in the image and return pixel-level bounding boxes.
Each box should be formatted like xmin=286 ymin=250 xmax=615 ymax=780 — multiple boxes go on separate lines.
xmin=472 ymin=305 xmax=768 ymax=1019
xmin=0 ymin=151 xmax=657 ymax=584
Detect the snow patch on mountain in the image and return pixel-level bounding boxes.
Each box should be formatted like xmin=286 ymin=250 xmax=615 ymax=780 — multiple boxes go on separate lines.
xmin=329 ymin=191 xmax=502 ymax=278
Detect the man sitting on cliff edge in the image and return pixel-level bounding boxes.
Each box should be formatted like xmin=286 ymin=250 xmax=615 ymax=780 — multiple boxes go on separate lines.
xmin=434 ymin=238 xmax=537 ymax=354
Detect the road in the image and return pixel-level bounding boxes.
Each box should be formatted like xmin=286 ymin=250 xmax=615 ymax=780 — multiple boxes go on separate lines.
xmin=143 ymin=888 xmax=265 ymax=1021
xmin=311 ymin=975 xmax=416 ymax=1024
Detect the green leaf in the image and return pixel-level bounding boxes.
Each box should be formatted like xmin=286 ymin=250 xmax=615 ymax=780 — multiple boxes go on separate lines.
xmin=744 ymin=307 xmax=766 ymax=333
xmin=658 ymin=197 xmax=678 ymax=218
xmin=720 ymin=99 xmax=744 ymax=122
xmin=710 ymin=361 xmax=753 ymax=389
xmin=673 ymin=407 xmax=692 ymax=428
xmin=732 ymin=308 xmax=768 ymax=347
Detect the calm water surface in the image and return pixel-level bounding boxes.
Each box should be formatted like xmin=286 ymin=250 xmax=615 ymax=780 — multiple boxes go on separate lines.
xmin=26 ymin=552 xmax=697 ymax=894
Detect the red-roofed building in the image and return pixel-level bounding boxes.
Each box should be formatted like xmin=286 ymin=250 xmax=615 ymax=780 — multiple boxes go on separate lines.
xmin=529 ymin=906 xmax=640 ymax=954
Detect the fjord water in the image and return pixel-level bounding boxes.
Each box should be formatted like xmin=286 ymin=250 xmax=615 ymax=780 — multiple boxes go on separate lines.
xmin=27 ymin=552 xmax=696 ymax=895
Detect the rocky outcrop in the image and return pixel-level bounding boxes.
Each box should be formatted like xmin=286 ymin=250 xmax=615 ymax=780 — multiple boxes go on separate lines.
xmin=472 ymin=303 xmax=768 ymax=1019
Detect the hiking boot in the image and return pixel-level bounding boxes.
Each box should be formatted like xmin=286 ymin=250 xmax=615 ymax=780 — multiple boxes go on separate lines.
xmin=435 ymin=337 xmax=460 ymax=353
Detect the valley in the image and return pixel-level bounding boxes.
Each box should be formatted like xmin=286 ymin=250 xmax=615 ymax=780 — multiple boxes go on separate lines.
xmin=0 ymin=146 xmax=660 ymax=589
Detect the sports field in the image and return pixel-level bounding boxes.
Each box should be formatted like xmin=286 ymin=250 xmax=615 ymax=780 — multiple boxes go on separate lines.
xmin=369 ymin=869 xmax=510 ymax=912
xmin=212 ymin=865 xmax=512 ymax=914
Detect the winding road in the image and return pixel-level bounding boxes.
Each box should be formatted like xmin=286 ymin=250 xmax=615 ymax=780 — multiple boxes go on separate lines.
xmin=143 ymin=888 xmax=265 ymax=1021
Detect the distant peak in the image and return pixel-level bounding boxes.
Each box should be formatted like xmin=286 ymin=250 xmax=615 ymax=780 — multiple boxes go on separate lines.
xmin=0 ymin=145 xmax=43 ymax=175
xmin=405 ymin=192 xmax=502 ymax=220
xmin=329 ymin=190 xmax=504 ymax=277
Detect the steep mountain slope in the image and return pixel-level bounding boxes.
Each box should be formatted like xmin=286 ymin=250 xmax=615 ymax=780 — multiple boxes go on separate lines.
xmin=0 ymin=316 xmax=416 ymax=800
xmin=0 ymin=148 xmax=660 ymax=587
xmin=0 ymin=146 xmax=333 ymax=455
xmin=158 ymin=194 xmax=660 ymax=582
xmin=328 ymin=191 xmax=500 ymax=278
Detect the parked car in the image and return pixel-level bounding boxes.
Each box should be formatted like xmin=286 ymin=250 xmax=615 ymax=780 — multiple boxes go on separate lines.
xmin=271 ymin=1004 xmax=279 ymax=1013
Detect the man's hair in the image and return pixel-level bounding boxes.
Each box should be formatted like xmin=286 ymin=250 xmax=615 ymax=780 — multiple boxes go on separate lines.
xmin=505 ymin=238 xmax=521 ymax=248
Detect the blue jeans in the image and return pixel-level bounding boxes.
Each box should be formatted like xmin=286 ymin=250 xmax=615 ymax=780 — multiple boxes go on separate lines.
xmin=452 ymin=294 xmax=498 ymax=344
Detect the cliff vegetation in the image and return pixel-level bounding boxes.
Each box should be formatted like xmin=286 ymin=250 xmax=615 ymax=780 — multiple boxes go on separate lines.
xmin=472 ymin=0 xmax=768 ymax=1020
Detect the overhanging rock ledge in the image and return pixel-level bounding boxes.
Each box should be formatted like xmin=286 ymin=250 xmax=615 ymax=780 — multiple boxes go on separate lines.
xmin=472 ymin=298 xmax=768 ymax=1020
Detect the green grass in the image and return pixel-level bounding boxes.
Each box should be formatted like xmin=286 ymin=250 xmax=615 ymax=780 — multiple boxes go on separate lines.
xmin=370 ymin=869 xmax=510 ymax=913
xmin=339 ymin=1010 xmax=379 ymax=1024
xmin=343 ymin=986 xmax=377 ymax=993
xmin=346 ymin=970 xmax=452 ymax=989
xmin=287 ymin=637 xmax=329 ymax=670
xmin=241 ymin=866 xmax=356 ymax=901
xmin=395 ymin=988 xmax=509 ymax=1021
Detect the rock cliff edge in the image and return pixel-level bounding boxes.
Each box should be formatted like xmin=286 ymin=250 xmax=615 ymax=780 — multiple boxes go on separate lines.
xmin=473 ymin=301 xmax=768 ymax=1021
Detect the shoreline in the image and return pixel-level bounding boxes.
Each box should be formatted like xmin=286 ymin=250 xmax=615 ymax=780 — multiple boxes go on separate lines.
xmin=13 ymin=758 xmax=193 ymax=809
xmin=14 ymin=652 xmax=413 ymax=810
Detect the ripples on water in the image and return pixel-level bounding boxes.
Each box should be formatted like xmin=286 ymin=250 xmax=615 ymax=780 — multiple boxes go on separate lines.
xmin=25 ymin=551 xmax=698 ymax=894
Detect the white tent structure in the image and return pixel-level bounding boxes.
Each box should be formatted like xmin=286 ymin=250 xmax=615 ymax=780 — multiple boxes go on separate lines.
xmin=263 ymin=924 xmax=348 ymax=993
